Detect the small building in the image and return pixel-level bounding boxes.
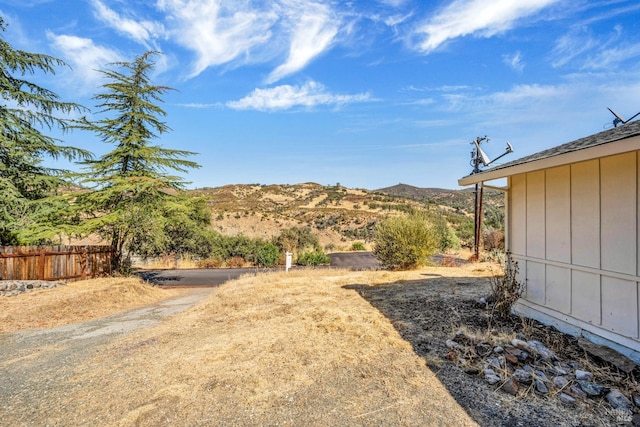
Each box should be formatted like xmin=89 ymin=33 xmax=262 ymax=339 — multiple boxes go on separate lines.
xmin=459 ymin=120 xmax=640 ymax=363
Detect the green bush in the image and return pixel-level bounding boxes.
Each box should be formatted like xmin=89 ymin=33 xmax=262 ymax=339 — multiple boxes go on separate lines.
xmin=373 ymin=211 xmax=438 ymax=270
xmin=257 ymin=243 xmax=280 ymax=267
xmin=350 ymin=241 xmax=366 ymax=251
xmin=296 ymin=251 xmax=331 ymax=266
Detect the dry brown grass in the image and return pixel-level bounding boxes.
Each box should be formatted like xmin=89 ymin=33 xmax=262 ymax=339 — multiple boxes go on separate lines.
xmin=0 ymin=277 xmax=182 ymax=333
xmin=29 ymin=266 xmax=491 ymax=426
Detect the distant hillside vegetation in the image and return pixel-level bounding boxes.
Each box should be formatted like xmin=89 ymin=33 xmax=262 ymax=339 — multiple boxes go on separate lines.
xmin=188 ymin=182 xmax=504 ymax=251
xmin=375 ymin=183 xmax=504 ymax=213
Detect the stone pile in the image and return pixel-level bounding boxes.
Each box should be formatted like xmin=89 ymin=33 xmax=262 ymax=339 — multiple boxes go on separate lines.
xmin=446 ymin=329 xmax=639 ymax=421
xmin=0 ymin=280 xmax=65 ymax=297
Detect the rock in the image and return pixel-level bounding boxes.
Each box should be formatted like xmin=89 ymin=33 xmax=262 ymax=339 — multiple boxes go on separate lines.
xmin=534 ymin=370 xmax=549 ymax=383
xmin=511 ymin=339 xmax=533 ymax=353
xmin=513 ymin=369 xmax=532 ymax=384
xmin=535 ymin=379 xmax=548 ymax=394
xmin=559 ymin=393 xmax=576 ymax=404
xmin=478 ymin=297 xmax=487 ymax=305
xmin=575 ymin=369 xmax=593 ymax=381
xmin=553 ymin=376 xmax=569 ymax=389
xmin=0 ymin=283 xmax=6 ymax=291
xmin=633 ymin=413 xmax=640 ymax=427
xmin=578 ymin=337 xmax=637 ymax=373
xmin=493 ymin=346 xmax=504 ymax=354
xmin=500 ymin=377 xmax=519 ymax=396
xmin=551 ymin=364 xmax=568 ymax=376
xmin=484 ymin=368 xmax=501 ymax=385
xmin=485 ymin=356 xmax=504 ymax=371
xmin=527 ymin=340 xmax=556 ymax=361
xmin=632 ymin=393 xmax=640 ymax=407
xmin=577 ymin=380 xmax=607 ymax=397
xmin=505 ymin=353 xmax=519 ymax=366
xmin=569 ymin=384 xmax=587 ymax=399
xmin=606 ymin=389 xmax=633 ymax=411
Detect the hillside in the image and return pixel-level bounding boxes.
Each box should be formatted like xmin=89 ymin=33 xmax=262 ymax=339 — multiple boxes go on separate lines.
xmin=188 ymin=183 xmax=503 ymax=251
xmin=375 ymin=183 xmax=504 ymax=212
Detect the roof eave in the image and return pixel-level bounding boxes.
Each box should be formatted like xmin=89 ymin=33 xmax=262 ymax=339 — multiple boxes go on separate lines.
xmin=458 ymin=134 xmax=640 ymax=187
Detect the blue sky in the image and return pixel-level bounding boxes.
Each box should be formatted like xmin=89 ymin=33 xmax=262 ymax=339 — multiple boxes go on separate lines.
xmin=2 ymin=0 xmax=640 ymax=190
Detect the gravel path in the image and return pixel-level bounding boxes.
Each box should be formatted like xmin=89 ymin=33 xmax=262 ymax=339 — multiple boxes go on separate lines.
xmin=0 ymin=288 xmax=215 ymax=425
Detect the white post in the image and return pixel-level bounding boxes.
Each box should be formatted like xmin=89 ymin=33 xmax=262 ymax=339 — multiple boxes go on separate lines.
xmin=285 ymin=252 xmax=292 ymax=272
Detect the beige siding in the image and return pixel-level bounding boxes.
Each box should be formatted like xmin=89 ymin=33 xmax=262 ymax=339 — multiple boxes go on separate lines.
xmin=600 ymin=153 xmax=636 ymax=275
xmin=546 ymin=265 xmax=570 ymax=312
xmin=571 ymin=270 xmax=600 ymax=325
xmin=508 ymin=150 xmax=640 ymax=350
xmin=526 ymin=261 xmax=545 ymax=304
xmin=546 ymin=166 xmax=571 ymax=263
xmin=602 ymin=277 xmax=638 ymax=338
xmin=526 ymin=170 xmax=545 ymax=258
xmin=510 ymin=174 xmax=526 ymax=256
xmin=571 ymin=160 xmax=600 ymax=268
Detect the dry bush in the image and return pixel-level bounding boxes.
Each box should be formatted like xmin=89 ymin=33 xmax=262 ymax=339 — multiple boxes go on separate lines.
xmin=196 ymin=258 xmax=224 ymax=268
xmin=483 ymin=228 xmax=505 ymax=251
xmin=225 ymin=256 xmax=247 ymax=268
xmin=440 ymin=255 xmax=461 ymax=267
xmin=489 ymin=252 xmax=524 ymax=324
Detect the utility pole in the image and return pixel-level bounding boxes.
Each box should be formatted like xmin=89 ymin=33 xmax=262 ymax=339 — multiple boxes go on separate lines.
xmin=470 ymin=136 xmax=488 ymax=261
xmin=468 ymin=136 xmax=514 ymax=261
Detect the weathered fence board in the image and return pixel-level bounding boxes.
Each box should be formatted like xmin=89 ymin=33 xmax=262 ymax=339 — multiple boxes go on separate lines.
xmin=0 ymin=246 xmax=113 ymax=281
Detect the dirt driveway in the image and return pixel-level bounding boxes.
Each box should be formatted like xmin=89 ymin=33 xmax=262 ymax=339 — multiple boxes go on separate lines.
xmin=0 ymin=287 xmax=215 ymax=422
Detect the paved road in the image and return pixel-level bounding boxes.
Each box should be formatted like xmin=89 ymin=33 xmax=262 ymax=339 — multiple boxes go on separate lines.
xmin=138 ymin=252 xmax=379 ymax=287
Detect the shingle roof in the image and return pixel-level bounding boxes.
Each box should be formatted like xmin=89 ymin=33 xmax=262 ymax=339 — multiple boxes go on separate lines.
xmin=464 ymin=119 xmax=640 ymax=179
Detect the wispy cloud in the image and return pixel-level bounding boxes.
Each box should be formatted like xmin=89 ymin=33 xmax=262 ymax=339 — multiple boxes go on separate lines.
xmin=227 ymin=81 xmax=371 ymax=111
xmin=267 ymin=1 xmax=340 ymax=83
xmin=157 ymin=0 xmax=277 ymax=78
xmin=553 ymin=24 xmax=640 ymax=70
xmin=47 ymin=32 xmax=122 ymax=93
xmin=91 ymin=0 xmax=164 ymax=47
xmin=414 ymin=0 xmax=559 ymax=53
xmin=503 ymin=51 xmax=524 ymax=72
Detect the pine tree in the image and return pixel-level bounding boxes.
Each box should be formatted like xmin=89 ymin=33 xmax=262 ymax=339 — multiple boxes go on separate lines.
xmin=73 ymin=51 xmax=201 ymax=272
xmin=0 ymin=17 xmax=89 ymax=244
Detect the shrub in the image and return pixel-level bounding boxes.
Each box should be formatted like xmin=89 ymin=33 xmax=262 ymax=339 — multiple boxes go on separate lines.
xmin=489 ymin=252 xmax=525 ymax=323
xmin=226 ymin=256 xmax=246 ymax=268
xmin=196 ymin=258 xmax=224 ymax=269
xmin=350 ymin=241 xmax=366 ymax=251
xmin=257 ymin=243 xmax=280 ymax=267
xmin=483 ymin=227 xmax=505 ymax=251
xmin=296 ymin=251 xmax=331 ymax=266
xmin=373 ymin=211 xmax=438 ymax=270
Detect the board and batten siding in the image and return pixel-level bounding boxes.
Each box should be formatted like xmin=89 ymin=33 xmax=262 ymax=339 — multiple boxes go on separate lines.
xmin=508 ymin=151 xmax=640 ymax=360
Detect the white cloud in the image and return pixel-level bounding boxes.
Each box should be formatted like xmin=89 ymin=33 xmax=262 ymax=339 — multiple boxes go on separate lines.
xmin=553 ymin=25 xmax=640 ymax=70
xmin=157 ymin=0 xmax=277 ymax=78
xmin=415 ymin=0 xmax=559 ymax=53
xmin=227 ymin=81 xmax=371 ymax=111
xmin=47 ymin=32 xmax=122 ymax=93
xmin=503 ymin=51 xmax=524 ymax=72
xmin=266 ymin=1 xmax=340 ymax=83
xmin=91 ymin=0 xmax=164 ymax=47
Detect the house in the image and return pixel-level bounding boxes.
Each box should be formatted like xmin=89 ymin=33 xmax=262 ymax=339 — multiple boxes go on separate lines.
xmin=458 ymin=120 xmax=640 ymax=363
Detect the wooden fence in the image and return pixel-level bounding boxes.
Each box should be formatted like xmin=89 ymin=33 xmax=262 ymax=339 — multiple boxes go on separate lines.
xmin=0 ymin=246 xmax=113 ymax=281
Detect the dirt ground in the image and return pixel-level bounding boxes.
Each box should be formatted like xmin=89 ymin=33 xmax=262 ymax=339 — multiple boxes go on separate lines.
xmin=0 ymin=264 xmax=634 ymax=426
